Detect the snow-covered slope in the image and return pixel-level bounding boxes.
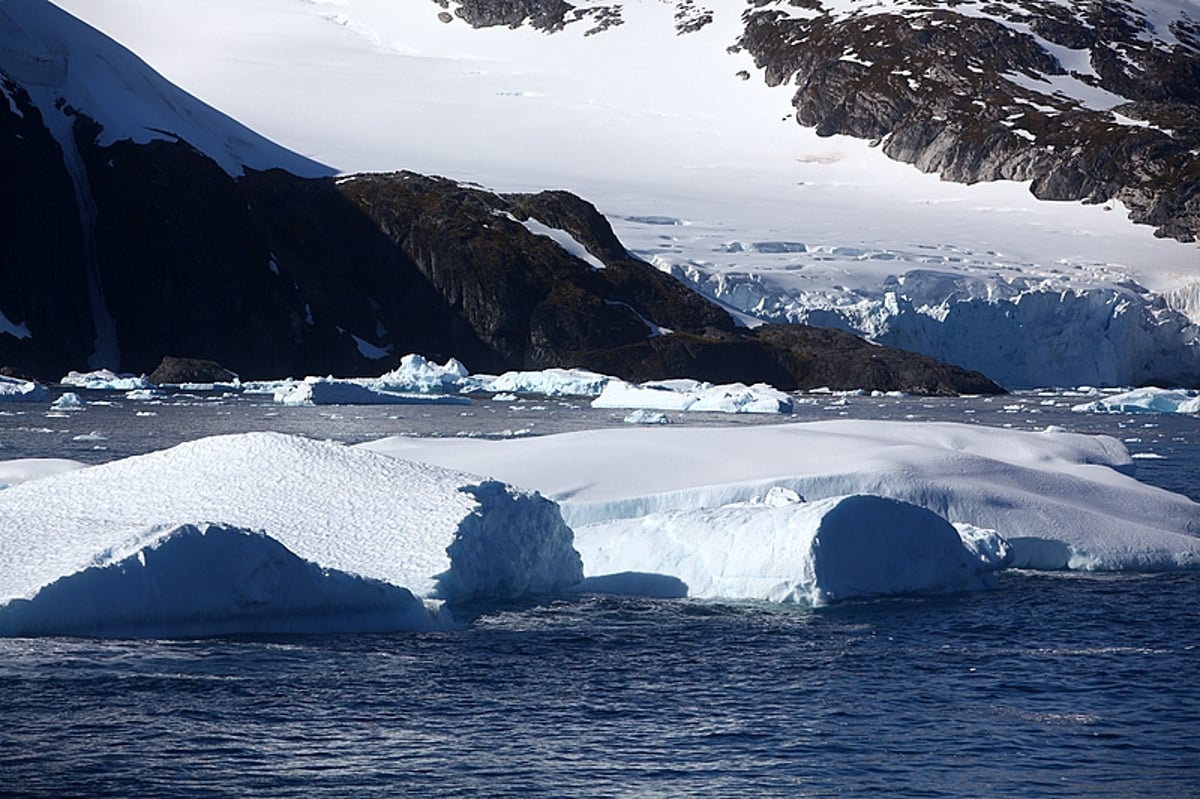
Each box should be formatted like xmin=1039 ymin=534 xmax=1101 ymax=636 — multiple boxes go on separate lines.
xmin=50 ymin=0 xmax=1200 ymax=388
xmin=1 ymin=0 xmax=330 ymax=178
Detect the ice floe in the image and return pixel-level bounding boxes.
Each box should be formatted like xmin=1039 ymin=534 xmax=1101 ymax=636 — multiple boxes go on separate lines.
xmin=257 ymin=355 xmax=792 ymax=412
xmin=0 ymin=432 xmax=583 ymax=636
xmin=592 ymin=379 xmax=793 ymax=414
xmin=273 ymin=377 xmax=471 ymax=407
xmin=365 ymin=420 xmax=1200 ymax=575
xmin=0 ymin=376 xmax=48 ymax=402
xmin=59 ymin=370 xmax=153 ymax=390
xmin=1072 ymin=387 xmax=1200 ymax=415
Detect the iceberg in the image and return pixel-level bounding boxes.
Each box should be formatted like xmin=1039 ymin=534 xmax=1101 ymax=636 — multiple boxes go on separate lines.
xmin=0 ymin=375 xmax=48 ymax=402
xmin=273 ymin=376 xmax=471 ymax=406
xmin=59 ymin=369 xmax=152 ymax=390
xmin=467 ymin=367 xmax=614 ymax=398
xmin=592 ymin=379 xmax=793 ymax=414
xmin=375 ymin=354 xmax=471 ymax=393
xmin=1071 ymin=387 xmax=1200 ymax=415
xmin=0 ymin=432 xmax=583 ymax=637
xmin=364 ymin=420 xmax=1200 ymax=574
xmin=0 ymin=523 xmax=444 ymax=638
xmin=578 ymin=494 xmax=1009 ymax=605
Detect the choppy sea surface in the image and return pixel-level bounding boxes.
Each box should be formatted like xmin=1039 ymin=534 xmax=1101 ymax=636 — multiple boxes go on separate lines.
xmin=2 ymin=389 xmax=1198 ymax=798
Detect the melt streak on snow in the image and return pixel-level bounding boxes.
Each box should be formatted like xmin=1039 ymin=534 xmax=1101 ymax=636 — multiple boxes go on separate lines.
xmin=50 ymin=0 xmax=1200 ymax=387
xmin=363 ymin=420 xmax=1200 ymax=571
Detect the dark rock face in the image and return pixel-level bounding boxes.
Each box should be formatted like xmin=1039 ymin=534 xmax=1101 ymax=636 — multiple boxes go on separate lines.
xmin=440 ymin=0 xmax=713 ymax=35
xmin=147 ymin=356 xmax=238 ymax=385
xmin=0 ymin=79 xmax=93 ymax=376
xmin=735 ymin=0 xmax=1200 ymax=242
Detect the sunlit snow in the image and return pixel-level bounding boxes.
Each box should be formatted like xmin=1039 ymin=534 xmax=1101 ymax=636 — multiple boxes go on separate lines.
xmin=364 ymin=420 xmax=1200 ymax=573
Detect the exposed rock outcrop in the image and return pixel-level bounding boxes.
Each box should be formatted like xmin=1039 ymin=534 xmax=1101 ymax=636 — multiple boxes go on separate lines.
xmin=442 ymin=0 xmax=1200 ymax=242
xmin=734 ymin=0 xmax=1200 ymax=242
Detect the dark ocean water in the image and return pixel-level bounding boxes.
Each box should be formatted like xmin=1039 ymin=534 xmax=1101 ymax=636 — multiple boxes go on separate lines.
xmin=1 ymin=390 xmax=1198 ymax=798
xmin=2 ymin=573 xmax=1198 ymax=798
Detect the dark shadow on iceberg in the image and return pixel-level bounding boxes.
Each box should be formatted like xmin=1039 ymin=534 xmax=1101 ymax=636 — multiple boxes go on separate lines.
xmin=435 ymin=481 xmax=585 ymax=602
xmin=0 ymin=524 xmax=445 ymax=638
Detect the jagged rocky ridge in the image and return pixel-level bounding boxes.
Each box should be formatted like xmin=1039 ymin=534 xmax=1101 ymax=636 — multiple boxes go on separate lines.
xmin=736 ymin=0 xmax=1200 ymax=242
xmin=0 ymin=9 xmax=996 ymax=395
xmin=444 ymin=0 xmax=1198 ymax=242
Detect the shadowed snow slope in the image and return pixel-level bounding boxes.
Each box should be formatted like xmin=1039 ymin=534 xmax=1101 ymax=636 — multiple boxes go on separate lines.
xmin=581 ymin=494 xmax=1006 ymax=605
xmin=0 ymin=433 xmax=582 ymax=607
xmin=0 ymin=523 xmax=443 ymax=637
xmin=1 ymin=1 xmax=331 ymax=178
xmin=363 ymin=420 xmax=1200 ymax=571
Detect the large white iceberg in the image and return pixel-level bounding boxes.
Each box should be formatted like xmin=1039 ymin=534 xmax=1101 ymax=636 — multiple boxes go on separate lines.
xmin=582 ymin=494 xmax=1008 ymax=606
xmin=467 ymin=367 xmax=614 ymax=398
xmin=59 ymin=369 xmax=152 ymax=390
xmin=0 ymin=432 xmax=583 ymax=636
xmin=375 ymin=354 xmax=471 ymax=393
xmin=1072 ymin=387 xmax=1200 ymax=415
xmin=0 ymin=523 xmax=443 ymax=638
xmin=364 ymin=420 xmax=1200 ymax=574
xmin=273 ymin=376 xmax=471 ymax=406
xmin=591 ymin=379 xmax=793 ymax=414
xmin=0 ymin=375 xmax=48 ymax=402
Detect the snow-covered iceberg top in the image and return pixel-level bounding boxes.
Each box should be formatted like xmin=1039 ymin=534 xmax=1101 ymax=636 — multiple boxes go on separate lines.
xmin=0 ymin=433 xmax=583 ymax=636
xmin=364 ymin=420 xmax=1200 ymax=573
xmin=376 ymin=354 xmax=471 ymax=392
xmin=59 ymin=369 xmax=153 ymax=390
xmin=0 ymin=375 xmax=48 ymax=402
xmin=1072 ymin=387 xmax=1200 ymax=415
xmin=591 ymin=379 xmax=793 ymax=414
